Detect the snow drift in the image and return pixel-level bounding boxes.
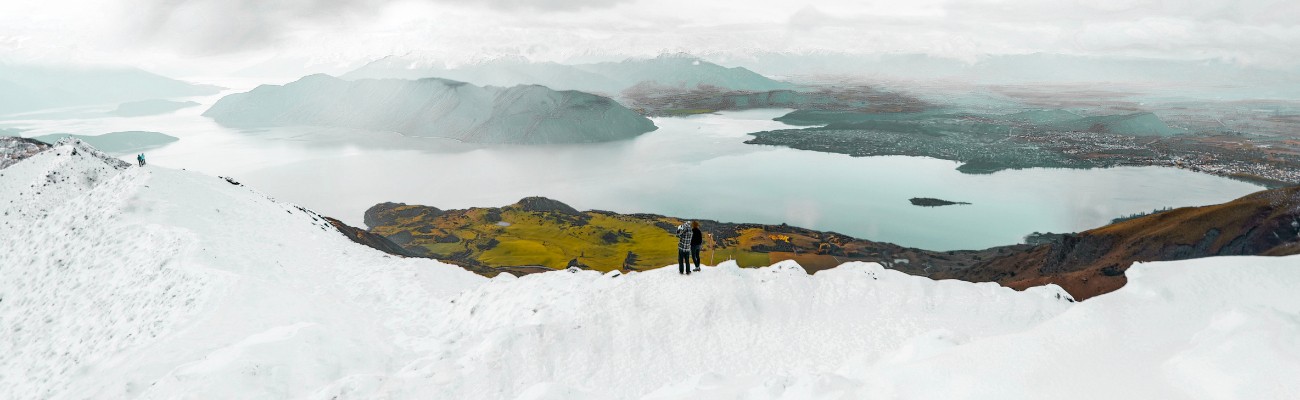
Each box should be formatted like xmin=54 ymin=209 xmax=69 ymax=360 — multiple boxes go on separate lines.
xmin=2 ymin=140 xmax=1298 ymax=399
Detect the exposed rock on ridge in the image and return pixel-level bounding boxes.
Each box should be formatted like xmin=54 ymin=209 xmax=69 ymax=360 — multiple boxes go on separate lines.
xmin=1 ymin=136 xmax=51 ymax=169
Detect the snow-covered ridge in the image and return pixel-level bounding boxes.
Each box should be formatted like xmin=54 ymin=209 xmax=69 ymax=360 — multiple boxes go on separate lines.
xmin=0 ymin=140 xmax=484 ymax=399
xmin=2 ymin=140 xmax=1297 ymax=399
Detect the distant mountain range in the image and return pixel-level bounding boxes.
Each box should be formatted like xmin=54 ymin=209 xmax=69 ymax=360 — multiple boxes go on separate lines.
xmin=343 ymin=52 xmax=1300 ymax=98
xmin=0 ymin=64 xmax=220 ymax=116
xmin=203 ymin=74 xmax=657 ymax=144
xmin=706 ymin=52 xmax=1300 ymax=89
xmin=341 ymin=54 xmax=793 ymax=98
xmin=622 ymin=84 xmax=929 ymax=116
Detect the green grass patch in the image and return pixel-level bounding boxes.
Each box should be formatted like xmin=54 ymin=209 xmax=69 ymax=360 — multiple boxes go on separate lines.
xmin=480 ymin=238 xmax=567 ymax=268
xmin=369 ymin=198 xmax=914 ymax=274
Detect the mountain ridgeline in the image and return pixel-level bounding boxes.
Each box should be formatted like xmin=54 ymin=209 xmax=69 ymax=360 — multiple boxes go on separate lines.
xmin=340 ymin=53 xmax=793 ymax=97
xmin=337 ymin=54 xmax=939 ymax=117
xmin=203 ymin=74 xmax=657 ymax=144
xmin=0 ymin=64 xmax=220 ymax=116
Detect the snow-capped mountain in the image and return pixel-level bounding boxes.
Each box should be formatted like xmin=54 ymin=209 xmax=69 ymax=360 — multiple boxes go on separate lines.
xmin=202 ymin=74 xmax=658 ymax=144
xmin=1 ymin=140 xmax=1297 ymax=399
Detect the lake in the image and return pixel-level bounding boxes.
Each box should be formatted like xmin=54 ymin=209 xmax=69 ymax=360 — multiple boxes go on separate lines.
xmin=2 ymin=93 xmax=1264 ymax=250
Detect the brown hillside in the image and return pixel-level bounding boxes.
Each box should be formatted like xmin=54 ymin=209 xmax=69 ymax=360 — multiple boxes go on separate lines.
xmin=938 ymin=185 xmax=1300 ymax=300
xmin=324 ymin=216 xmax=423 ymax=258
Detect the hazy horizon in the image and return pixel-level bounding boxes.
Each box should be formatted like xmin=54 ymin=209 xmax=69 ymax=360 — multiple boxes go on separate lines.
xmin=2 ymin=0 xmax=1298 ymax=80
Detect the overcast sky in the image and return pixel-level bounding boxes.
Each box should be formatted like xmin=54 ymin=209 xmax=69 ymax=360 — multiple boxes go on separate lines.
xmin=1 ymin=0 xmax=1298 ymax=76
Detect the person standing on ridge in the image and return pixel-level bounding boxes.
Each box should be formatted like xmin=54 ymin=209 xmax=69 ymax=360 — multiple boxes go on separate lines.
xmin=690 ymin=221 xmax=703 ymax=272
xmin=137 ymin=153 xmax=145 ymax=167
xmin=676 ymin=221 xmax=694 ymax=275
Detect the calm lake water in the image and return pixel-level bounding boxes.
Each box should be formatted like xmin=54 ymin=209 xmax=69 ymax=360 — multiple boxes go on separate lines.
xmin=3 ymin=91 xmax=1264 ymax=250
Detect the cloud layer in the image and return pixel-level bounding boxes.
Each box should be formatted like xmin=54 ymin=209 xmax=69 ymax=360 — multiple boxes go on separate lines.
xmin=2 ymin=0 xmax=1298 ymax=75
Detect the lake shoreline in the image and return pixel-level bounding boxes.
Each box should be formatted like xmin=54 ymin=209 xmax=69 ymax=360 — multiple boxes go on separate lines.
xmin=2 ymin=107 xmax=1268 ymax=250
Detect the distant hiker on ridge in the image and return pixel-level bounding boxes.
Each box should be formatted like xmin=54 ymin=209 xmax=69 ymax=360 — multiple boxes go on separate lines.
xmin=676 ymin=221 xmax=694 ymax=275
xmin=137 ymin=153 xmax=146 ymax=167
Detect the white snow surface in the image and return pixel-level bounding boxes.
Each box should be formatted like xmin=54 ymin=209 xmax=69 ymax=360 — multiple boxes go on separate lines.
xmin=2 ymin=139 xmax=1298 ymax=399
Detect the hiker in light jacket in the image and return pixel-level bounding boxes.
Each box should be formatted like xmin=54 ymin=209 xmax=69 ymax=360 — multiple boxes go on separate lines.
xmin=676 ymin=221 xmax=694 ymax=275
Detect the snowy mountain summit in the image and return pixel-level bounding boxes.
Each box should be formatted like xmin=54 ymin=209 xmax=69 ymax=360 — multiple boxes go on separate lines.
xmin=2 ymin=140 xmax=1299 ymax=399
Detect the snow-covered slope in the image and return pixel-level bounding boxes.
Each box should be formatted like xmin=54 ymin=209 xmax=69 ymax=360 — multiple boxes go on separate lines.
xmin=0 ymin=139 xmax=486 ymax=399
xmin=2 ymin=140 xmax=1297 ymax=399
xmin=644 ymin=255 xmax=1300 ymax=400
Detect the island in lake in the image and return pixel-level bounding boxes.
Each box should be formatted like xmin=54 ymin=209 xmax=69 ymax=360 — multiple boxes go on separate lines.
xmin=203 ymin=74 xmax=657 ymax=144
xmin=909 ymin=198 xmax=971 ymax=207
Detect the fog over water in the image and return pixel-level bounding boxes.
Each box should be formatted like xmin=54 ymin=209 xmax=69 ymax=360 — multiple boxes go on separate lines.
xmin=2 ymin=88 xmax=1263 ymax=250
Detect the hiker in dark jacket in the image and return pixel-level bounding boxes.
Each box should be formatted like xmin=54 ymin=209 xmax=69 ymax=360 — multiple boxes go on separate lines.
xmin=676 ymin=221 xmax=693 ymax=275
xmin=690 ymin=221 xmax=703 ymax=272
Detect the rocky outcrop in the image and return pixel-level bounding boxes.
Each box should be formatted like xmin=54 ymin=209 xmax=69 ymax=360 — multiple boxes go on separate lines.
xmin=364 ymin=202 xmax=444 ymax=230
xmin=1 ymin=136 xmax=51 ymax=169
xmin=515 ymin=196 xmax=581 ymax=215
xmin=324 ymin=217 xmax=423 ymax=258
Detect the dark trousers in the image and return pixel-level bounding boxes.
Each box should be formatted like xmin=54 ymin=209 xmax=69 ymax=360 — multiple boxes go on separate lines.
xmin=690 ymin=245 xmax=702 ymax=269
xmin=678 ymin=250 xmax=691 ymax=274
